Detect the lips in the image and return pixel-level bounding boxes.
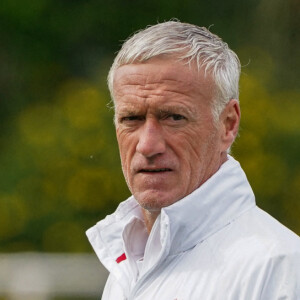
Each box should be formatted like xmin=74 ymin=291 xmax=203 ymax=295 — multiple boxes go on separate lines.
xmin=139 ymin=168 xmax=172 ymax=173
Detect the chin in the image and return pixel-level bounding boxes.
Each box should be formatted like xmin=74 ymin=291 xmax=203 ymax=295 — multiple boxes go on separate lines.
xmin=135 ymin=190 xmax=180 ymax=212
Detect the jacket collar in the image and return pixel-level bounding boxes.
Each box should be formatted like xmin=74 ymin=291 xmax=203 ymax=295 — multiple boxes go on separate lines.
xmin=86 ymin=156 xmax=256 ymax=278
xmin=159 ymin=155 xmax=256 ymax=256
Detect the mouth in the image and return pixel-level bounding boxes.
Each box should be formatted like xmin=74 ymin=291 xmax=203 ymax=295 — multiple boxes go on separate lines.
xmin=139 ymin=168 xmax=172 ymax=173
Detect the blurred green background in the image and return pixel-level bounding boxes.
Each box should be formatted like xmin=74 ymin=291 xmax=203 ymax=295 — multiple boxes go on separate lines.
xmin=0 ymin=0 xmax=299 ymax=254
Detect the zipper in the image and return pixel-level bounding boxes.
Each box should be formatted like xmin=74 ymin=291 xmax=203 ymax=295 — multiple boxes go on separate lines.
xmin=127 ymin=213 xmax=170 ymax=299
xmin=127 ymin=249 xmax=168 ymax=300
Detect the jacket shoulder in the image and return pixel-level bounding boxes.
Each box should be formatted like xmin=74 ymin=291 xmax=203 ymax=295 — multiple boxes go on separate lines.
xmin=225 ymin=206 xmax=300 ymax=257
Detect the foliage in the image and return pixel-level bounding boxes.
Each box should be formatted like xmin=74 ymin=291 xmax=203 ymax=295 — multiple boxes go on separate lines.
xmin=0 ymin=79 xmax=129 ymax=251
xmin=234 ymin=73 xmax=300 ymax=233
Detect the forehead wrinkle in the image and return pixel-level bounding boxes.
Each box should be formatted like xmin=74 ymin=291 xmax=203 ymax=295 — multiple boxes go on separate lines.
xmin=115 ymin=80 xmax=209 ymax=114
xmin=115 ymin=99 xmax=195 ymax=118
xmin=114 ymin=61 xmax=216 ymax=111
xmin=117 ymin=72 xmax=210 ymax=102
xmin=117 ymin=80 xmax=197 ymax=98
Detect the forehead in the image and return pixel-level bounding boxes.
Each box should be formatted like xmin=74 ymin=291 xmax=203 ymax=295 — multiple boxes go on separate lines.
xmin=113 ymin=58 xmax=215 ymax=109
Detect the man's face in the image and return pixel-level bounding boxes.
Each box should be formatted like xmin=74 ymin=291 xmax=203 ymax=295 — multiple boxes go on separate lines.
xmin=114 ymin=58 xmax=227 ymax=212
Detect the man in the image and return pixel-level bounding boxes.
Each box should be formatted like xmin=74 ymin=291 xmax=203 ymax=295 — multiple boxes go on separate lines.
xmin=86 ymin=21 xmax=300 ymax=299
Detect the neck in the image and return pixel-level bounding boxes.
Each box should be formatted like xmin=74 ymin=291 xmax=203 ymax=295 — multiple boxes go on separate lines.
xmin=141 ymin=209 xmax=161 ymax=233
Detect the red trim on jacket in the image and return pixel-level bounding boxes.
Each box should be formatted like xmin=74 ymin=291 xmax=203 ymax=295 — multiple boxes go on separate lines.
xmin=116 ymin=253 xmax=127 ymax=263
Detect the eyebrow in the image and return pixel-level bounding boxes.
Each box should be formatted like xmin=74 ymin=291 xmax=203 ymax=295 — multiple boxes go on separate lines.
xmin=157 ymin=106 xmax=193 ymax=116
xmin=115 ymin=104 xmax=144 ymax=115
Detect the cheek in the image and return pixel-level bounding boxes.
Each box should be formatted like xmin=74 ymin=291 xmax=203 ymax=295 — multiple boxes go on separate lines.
xmin=116 ymin=131 xmax=136 ymax=176
xmin=116 ymin=129 xmax=130 ymax=155
xmin=173 ymin=128 xmax=218 ymax=172
xmin=174 ymin=128 xmax=209 ymax=159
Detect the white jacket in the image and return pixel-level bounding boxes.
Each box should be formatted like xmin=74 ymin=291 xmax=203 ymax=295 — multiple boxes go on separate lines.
xmin=86 ymin=156 xmax=300 ymax=299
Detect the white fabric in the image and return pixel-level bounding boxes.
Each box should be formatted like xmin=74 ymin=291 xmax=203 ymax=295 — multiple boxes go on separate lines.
xmin=86 ymin=156 xmax=300 ymax=300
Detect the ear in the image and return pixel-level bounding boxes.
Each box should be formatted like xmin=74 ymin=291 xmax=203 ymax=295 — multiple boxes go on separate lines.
xmin=220 ymin=99 xmax=240 ymax=151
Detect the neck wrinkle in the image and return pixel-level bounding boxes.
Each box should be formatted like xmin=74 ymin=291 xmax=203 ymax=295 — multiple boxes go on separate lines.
xmin=141 ymin=208 xmax=160 ymax=234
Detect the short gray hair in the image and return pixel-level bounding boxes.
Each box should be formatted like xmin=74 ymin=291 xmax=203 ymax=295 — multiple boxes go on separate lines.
xmin=107 ymin=20 xmax=241 ymax=121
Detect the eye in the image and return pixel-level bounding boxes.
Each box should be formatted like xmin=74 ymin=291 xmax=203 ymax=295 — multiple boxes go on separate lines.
xmin=161 ymin=113 xmax=187 ymax=126
xmin=170 ymin=114 xmax=186 ymax=121
xmin=119 ymin=115 xmax=144 ymax=123
xmin=163 ymin=113 xmax=186 ymax=122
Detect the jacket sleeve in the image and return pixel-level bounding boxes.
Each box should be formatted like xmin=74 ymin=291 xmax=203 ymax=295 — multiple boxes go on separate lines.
xmin=101 ymin=273 xmax=127 ymax=300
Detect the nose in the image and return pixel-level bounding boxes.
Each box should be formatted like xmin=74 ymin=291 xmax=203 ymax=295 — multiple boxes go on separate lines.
xmin=136 ymin=118 xmax=166 ymax=158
